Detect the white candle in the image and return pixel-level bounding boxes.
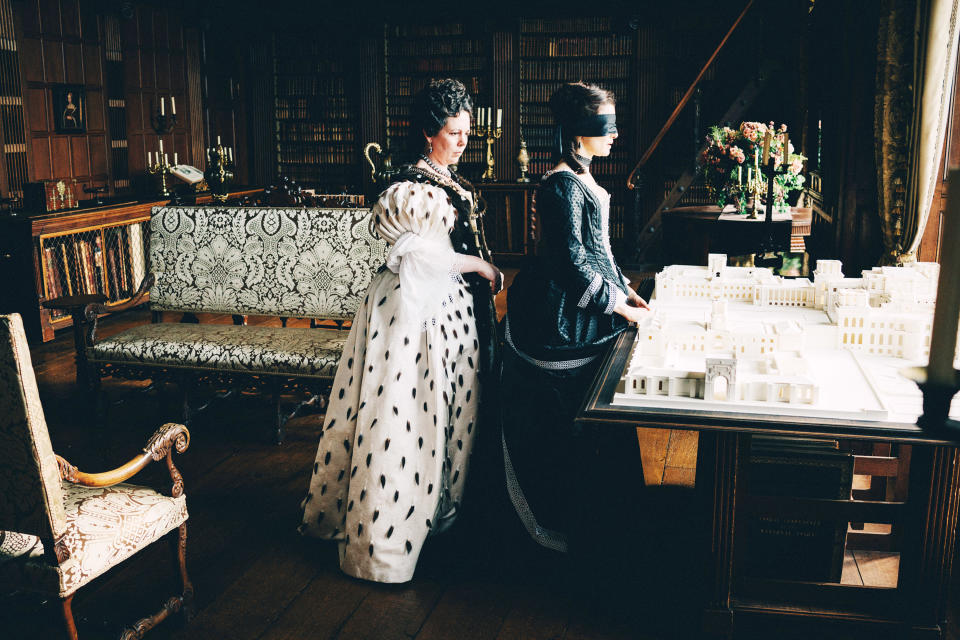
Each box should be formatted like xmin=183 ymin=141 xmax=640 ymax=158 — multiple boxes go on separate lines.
xmin=478 ymin=109 xmax=484 ymax=127
xmin=217 ymin=135 xmax=221 ymax=146
xmin=159 ymin=139 xmax=164 ymax=153
xmin=160 ymin=97 xmax=165 ymax=116
xmin=761 ymin=131 xmax=772 ymax=165
xmin=163 ymin=153 xmax=168 ymax=165
xmin=228 ymin=147 xmax=233 ymax=162
xmin=147 ymin=151 xmax=152 ymax=165
xmin=928 ymin=168 xmax=960 ymax=387
xmin=173 ymin=152 xmax=178 ymax=165
xmin=497 ymin=108 xmax=502 ymax=128
xmin=171 ymin=96 xmax=176 ymax=115
xmin=487 ymin=107 xmax=492 ymax=128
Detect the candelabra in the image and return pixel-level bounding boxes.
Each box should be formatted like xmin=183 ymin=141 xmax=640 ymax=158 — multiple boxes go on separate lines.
xmin=147 ymin=152 xmax=172 ymax=197
xmin=204 ymin=140 xmax=235 ymax=203
xmin=471 ymin=107 xmax=502 ymax=182
xmin=150 ymin=96 xmax=177 ymax=134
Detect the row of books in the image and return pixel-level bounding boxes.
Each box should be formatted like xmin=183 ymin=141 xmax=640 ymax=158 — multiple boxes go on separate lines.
xmin=387 ymin=75 xmax=485 ymax=97
xmin=42 ymin=225 xmax=146 ymax=312
xmin=278 ymin=149 xmax=355 ymax=164
xmin=520 ymin=17 xmax=613 ymax=33
xmin=275 ymin=105 xmax=355 ymax=123
xmin=274 ymin=61 xmax=350 ymax=75
xmin=275 ymin=77 xmax=349 ymax=95
xmin=276 ymin=124 xmax=355 ymax=143
xmin=520 ymin=58 xmax=631 ymax=80
xmin=388 ymin=59 xmax=486 ymax=74
xmin=388 ymin=23 xmax=465 ymax=37
xmin=387 ymin=39 xmax=485 ymax=57
xmin=520 ymin=80 xmax=628 ymax=103
xmin=519 ymin=35 xmax=634 ymax=58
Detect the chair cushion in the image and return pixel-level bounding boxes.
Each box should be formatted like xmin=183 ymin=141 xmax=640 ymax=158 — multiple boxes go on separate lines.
xmin=88 ymin=323 xmax=346 ymax=378
xmin=0 ymin=483 xmax=187 ymax=597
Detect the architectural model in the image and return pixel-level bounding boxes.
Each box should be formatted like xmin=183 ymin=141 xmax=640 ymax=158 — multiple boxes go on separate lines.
xmin=614 ymin=254 xmax=957 ymax=422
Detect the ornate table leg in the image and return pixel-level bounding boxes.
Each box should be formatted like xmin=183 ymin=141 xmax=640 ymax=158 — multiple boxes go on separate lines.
xmin=697 ymin=430 xmax=740 ymax=639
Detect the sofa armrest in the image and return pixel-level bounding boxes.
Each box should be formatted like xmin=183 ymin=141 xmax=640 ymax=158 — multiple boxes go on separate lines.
xmin=56 ymin=423 xmax=190 ymax=497
xmin=84 ymin=273 xmax=155 ymax=346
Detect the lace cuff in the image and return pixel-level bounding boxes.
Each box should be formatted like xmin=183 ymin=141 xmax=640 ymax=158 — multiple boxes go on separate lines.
xmin=577 ymin=273 xmax=603 ymax=309
xmin=605 ymin=284 xmax=625 ymax=315
xmin=450 ymin=253 xmax=466 ymax=285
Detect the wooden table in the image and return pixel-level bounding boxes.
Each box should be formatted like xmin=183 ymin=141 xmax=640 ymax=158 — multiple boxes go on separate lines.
xmin=662 ymin=206 xmax=812 ymax=266
xmin=577 ymin=326 xmax=959 ymax=638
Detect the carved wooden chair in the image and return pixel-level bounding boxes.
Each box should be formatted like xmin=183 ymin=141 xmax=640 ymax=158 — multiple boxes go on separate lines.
xmin=0 ymin=313 xmax=193 ymax=639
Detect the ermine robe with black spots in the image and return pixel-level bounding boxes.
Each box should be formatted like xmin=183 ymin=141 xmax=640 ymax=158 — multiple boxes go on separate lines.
xmin=301 ymin=181 xmax=479 ymax=583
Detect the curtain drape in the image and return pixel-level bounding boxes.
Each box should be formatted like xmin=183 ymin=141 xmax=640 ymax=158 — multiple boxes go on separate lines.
xmin=901 ymin=0 xmax=960 ymax=262
xmin=874 ymin=0 xmax=914 ymax=265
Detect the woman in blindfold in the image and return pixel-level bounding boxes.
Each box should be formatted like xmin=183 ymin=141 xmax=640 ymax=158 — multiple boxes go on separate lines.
xmin=500 ymin=82 xmax=649 ymax=558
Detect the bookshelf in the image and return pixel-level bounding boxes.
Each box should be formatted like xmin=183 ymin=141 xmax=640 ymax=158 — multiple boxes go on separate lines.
xmin=273 ymin=36 xmax=361 ymax=191
xmin=0 ymin=189 xmax=263 ymax=342
xmin=384 ymin=22 xmax=489 ymax=180
xmin=518 ymin=18 xmax=636 ymax=246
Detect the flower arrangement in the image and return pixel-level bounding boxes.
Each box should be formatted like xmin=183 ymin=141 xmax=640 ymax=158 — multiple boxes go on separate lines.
xmin=700 ymin=121 xmax=806 ymax=214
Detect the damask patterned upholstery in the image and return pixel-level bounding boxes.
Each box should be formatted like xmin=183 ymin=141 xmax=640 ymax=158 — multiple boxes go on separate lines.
xmin=0 ymin=483 xmax=187 ymax=597
xmin=89 ymin=323 xmax=345 ymax=378
xmin=0 ymin=314 xmax=189 ymax=598
xmin=149 ymin=206 xmax=387 ymax=318
xmin=0 ymin=315 xmax=68 ymax=542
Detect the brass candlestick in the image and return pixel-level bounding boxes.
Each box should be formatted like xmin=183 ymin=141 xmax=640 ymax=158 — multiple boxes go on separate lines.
xmin=471 ymin=108 xmax=502 ymax=182
xmin=147 ymin=153 xmax=172 ymax=197
xmin=517 ymin=139 xmax=531 ymax=183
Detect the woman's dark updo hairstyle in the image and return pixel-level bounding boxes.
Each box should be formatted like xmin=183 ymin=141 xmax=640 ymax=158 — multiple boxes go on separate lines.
xmin=549 ymin=82 xmax=614 ymax=174
xmin=408 ymin=78 xmax=473 ymax=162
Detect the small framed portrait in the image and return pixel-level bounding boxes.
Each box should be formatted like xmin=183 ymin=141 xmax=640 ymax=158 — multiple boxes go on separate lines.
xmin=52 ymin=84 xmax=85 ymax=134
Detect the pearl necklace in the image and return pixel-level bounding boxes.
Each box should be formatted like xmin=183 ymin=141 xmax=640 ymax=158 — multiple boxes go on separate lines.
xmin=419 ymin=154 xmax=452 ymax=178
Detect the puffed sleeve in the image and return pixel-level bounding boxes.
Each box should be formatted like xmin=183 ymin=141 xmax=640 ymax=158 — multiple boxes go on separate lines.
xmin=539 ymin=176 xmax=625 ymax=315
xmin=370 ymin=181 xmax=464 ymax=329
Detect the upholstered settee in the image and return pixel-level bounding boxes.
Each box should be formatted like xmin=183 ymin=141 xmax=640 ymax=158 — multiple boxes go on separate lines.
xmin=83 ymin=206 xmax=387 ymax=443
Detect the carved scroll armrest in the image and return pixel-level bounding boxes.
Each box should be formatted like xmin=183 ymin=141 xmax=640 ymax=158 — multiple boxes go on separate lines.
xmin=56 ymin=423 xmax=190 ymax=497
xmin=84 ymin=273 xmax=155 ymax=346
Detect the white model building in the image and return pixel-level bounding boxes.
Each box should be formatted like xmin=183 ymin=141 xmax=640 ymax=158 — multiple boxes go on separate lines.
xmin=617 ymin=254 xmax=951 ymax=420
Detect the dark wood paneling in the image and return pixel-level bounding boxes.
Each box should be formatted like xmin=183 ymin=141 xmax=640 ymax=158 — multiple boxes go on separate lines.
xmin=80 ymin=6 xmax=97 ymax=42
xmin=89 ymin=135 xmax=107 ymax=175
xmin=21 ymin=37 xmax=44 ymax=83
xmin=20 ymin=0 xmax=41 ymax=36
xmin=128 ymin=133 xmax=144 ymax=171
xmin=170 ymin=51 xmax=184 ymax=91
xmin=123 ymin=51 xmax=140 ymax=89
xmin=139 ymin=48 xmax=154 ymax=88
xmin=155 ymin=50 xmax=170 ymax=90
xmin=85 ymin=89 xmax=103 ymax=131
xmin=69 ymin=135 xmax=88 ymax=176
xmin=31 ymin=137 xmax=51 ymax=179
xmin=152 ymin=9 xmax=167 ymax=48
xmin=63 ymin=41 xmax=82 ymax=83
xmin=42 ymin=38 xmax=63 ymax=83
xmin=27 ymin=88 xmax=48 ymax=131
xmin=60 ymin=0 xmax=80 ymax=39
xmin=137 ymin=7 xmax=152 ymax=48
xmin=38 ymin=0 xmax=60 ymax=36
xmin=50 ymin=135 xmax=70 ymax=176
xmin=83 ymin=43 xmax=101 ymax=85
xmin=126 ymin=92 xmax=142 ymax=132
